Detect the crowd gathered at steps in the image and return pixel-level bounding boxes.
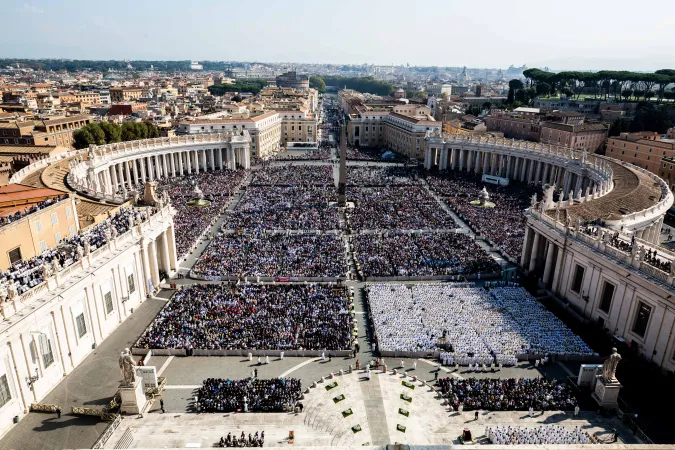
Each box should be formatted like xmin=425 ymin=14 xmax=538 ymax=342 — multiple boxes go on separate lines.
xmin=226 ymin=186 xmax=339 ymax=231
xmin=347 ymin=187 xmax=457 ymax=230
xmin=1 ymin=207 xmax=149 ymax=297
xmin=197 ymin=377 xmax=301 ymax=413
xmin=353 ymin=233 xmax=499 ymax=278
xmin=367 ymin=284 xmax=594 ymax=360
xmin=193 ymin=233 xmax=346 ymax=278
xmin=427 ymin=171 xmax=539 ymax=259
xmin=136 ymin=283 xmax=353 ymax=350
xmin=0 ymin=194 xmax=68 ymax=228
xmin=346 ymin=166 xmax=423 ymax=186
xmin=219 ymin=431 xmax=265 ymax=448
xmin=143 ymin=171 xmax=247 ymax=258
xmin=487 ymin=425 xmax=594 ymax=445
xmin=438 ymin=377 xmax=578 ymax=412
xmin=581 ymin=225 xmax=673 ymax=273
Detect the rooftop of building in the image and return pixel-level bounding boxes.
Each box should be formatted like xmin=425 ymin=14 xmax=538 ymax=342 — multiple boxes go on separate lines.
xmin=0 ymin=145 xmax=58 ymax=155
xmin=541 ymin=122 xmax=608 ymax=133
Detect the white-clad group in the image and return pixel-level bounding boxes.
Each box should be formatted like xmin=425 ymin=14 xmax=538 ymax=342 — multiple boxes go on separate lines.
xmin=367 ymin=284 xmax=595 ymax=362
xmin=487 ymin=425 xmax=594 ymax=445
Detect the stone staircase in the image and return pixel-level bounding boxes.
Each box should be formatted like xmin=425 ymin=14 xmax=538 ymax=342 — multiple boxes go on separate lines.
xmin=113 ymin=427 xmax=134 ymax=449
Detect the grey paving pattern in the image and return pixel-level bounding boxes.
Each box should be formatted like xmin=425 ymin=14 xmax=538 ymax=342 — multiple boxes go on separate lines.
xmin=359 ymin=373 xmax=390 ymax=446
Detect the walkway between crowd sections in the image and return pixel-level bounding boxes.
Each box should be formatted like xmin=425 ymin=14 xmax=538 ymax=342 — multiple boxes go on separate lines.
xmin=0 ymin=297 xmax=168 ymax=450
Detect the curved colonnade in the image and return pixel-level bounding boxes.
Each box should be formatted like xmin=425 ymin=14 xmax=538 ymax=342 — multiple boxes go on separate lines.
xmin=423 ymin=132 xmax=675 ymax=370
xmin=67 ymin=132 xmax=252 ymax=203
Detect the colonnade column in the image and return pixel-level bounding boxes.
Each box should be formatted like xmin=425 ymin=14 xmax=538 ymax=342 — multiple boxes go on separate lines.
xmin=162 ymin=154 xmax=169 ymax=178
xmin=124 ymin=162 xmax=132 ymax=190
xmin=160 ymin=231 xmax=171 ymax=275
xmin=155 ymin=155 xmax=162 ymax=180
xmin=193 ymin=150 xmax=199 ymax=174
xmin=148 ymin=239 xmax=160 ymax=288
xmin=170 ymin=152 xmax=176 ymax=177
xmin=110 ymin=165 xmax=118 ymax=194
xmin=542 ymin=240 xmax=557 ymax=285
xmin=178 ymin=151 xmax=184 ymax=175
xmin=528 ymin=231 xmax=540 ymax=273
xmin=103 ymin=170 xmax=113 ymax=195
xmin=520 ymin=226 xmax=532 ymax=267
xmin=209 ymin=149 xmax=216 ymax=171
xmin=218 ymin=148 xmax=224 ymax=170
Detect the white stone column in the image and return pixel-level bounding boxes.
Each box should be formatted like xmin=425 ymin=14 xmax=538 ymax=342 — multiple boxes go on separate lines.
xmin=117 ymin=163 xmax=126 ymax=194
xmin=178 ymin=151 xmax=184 ymax=175
xmin=148 ymin=239 xmax=160 ymax=288
xmin=520 ymin=158 xmax=528 ymax=182
xmin=141 ymin=239 xmax=152 ymax=295
xmin=534 ymin=160 xmax=542 ymax=183
xmin=124 ymin=162 xmax=132 ymax=189
xmin=521 ymin=226 xmax=532 ymax=267
xmin=193 ymin=150 xmax=199 ymax=174
xmin=145 ymin=157 xmax=153 ymax=181
xmin=110 ymin=165 xmax=119 ymax=193
xmin=542 ymin=240 xmax=556 ymax=285
xmin=167 ymin=223 xmax=178 ymax=267
xmin=440 ymin=148 xmax=448 ymax=170
xmin=162 ymin=154 xmax=169 ymax=178
xmin=160 ymin=231 xmax=171 ymax=275
xmin=209 ymin=149 xmax=216 ymax=171
xmin=185 ymin=151 xmax=191 ymax=174
xmin=227 ymin=148 xmax=235 ymax=170
xmin=482 ymin=152 xmax=489 ymax=175
xmin=551 ymin=245 xmax=565 ymax=294
xmin=217 ymin=148 xmax=224 ymax=170
xmin=103 ymin=169 xmax=113 ymax=195
xmin=139 ymin=158 xmax=146 ymax=183
xmin=155 ymin=155 xmax=162 ymax=180
xmin=528 ymin=231 xmax=540 ymax=272
xmin=170 ymin=152 xmax=176 ymax=177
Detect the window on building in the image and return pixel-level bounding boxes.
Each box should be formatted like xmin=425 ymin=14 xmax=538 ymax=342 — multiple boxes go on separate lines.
xmin=65 ymin=206 xmax=72 ymax=218
xmin=128 ymin=274 xmax=136 ymax=294
xmin=39 ymin=240 xmax=47 ymax=252
xmin=8 ymin=247 xmax=22 ymax=265
xmin=69 ymin=225 xmax=75 ymax=236
xmin=76 ymin=313 xmax=87 ymax=338
xmin=571 ymin=264 xmax=585 ymax=293
xmin=51 ymin=213 xmax=58 ymax=225
xmin=599 ymin=282 xmax=615 ymax=313
xmin=39 ymin=333 xmax=54 ymax=368
xmin=55 ymin=232 xmax=61 ymax=243
xmin=104 ymin=291 xmax=114 ymax=314
xmin=0 ymin=374 xmax=11 ymax=408
xmin=35 ymin=221 xmax=43 ymax=233
xmin=632 ymin=302 xmax=652 ymax=337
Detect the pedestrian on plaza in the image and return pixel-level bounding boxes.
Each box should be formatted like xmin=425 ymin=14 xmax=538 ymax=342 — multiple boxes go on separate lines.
xmin=56 ymin=407 xmax=61 ymax=419
xmin=474 ymin=410 xmax=479 ymax=421
xmin=160 ymin=399 xmax=165 ymax=413
xmin=574 ymin=405 xmax=580 ymax=417
xmin=257 ymin=356 xmax=261 ymax=366
xmin=355 ymin=342 xmax=360 ymax=354
xmin=412 ymin=361 xmax=417 ymax=370
xmin=434 ymin=370 xmax=438 ymax=381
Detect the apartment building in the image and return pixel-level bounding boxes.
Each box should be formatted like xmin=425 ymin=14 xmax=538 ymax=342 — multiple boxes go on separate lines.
xmin=606 ymin=130 xmax=675 ymax=188
xmin=540 ymin=122 xmax=608 ymax=153
xmin=0 ymin=115 xmax=91 ymax=148
xmin=109 ymin=87 xmax=143 ymax=103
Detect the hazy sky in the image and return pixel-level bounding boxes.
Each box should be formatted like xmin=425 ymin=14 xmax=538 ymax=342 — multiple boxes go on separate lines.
xmin=2 ymin=0 xmax=674 ymax=71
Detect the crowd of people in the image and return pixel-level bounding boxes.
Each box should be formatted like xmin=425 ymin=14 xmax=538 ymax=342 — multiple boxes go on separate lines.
xmin=192 ymin=233 xmax=347 ymax=278
xmin=427 ymin=172 xmax=538 ymax=258
xmin=251 ymin=165 xmax=333 ymax=186
xmin=438 ymin=377 xmax=578 ymax=411
xmin=136 ymin=283 xmax=353 ymax=350
xmin=197 ymin=377 xmax=301 ymax=412
xmin=346 ymin=187 xmax=457 ymax=230
xmin=353 ymin=233 xmax=499 ymax=278
xmin=150 ymin=171 xmax=247 ymax=258
xmin=487 ymin=425 xmax=594 ymax=445
xmin=219 ymin=431 xmax=265 ymax=447
xmin=1 ymin=206 xmax=148 ymax=297
xmin=367 ymin=284 xmax=595 ymax=359
xmin=346 ymin=166 xmax=422 ymax=186
xmin=265 ymin=150 xmax=331 ymax=161
xmin=0 ymin=195 xmax=68 ymax=228
xmin=226 ymin=186 xmax=339 ymax=231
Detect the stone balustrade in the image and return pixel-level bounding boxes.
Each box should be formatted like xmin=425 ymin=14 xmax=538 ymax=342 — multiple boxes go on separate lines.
xmin=0 ymin=204 xmax=174 ymax=322
xmin=9 ymin=149 xmax=81 ymax=185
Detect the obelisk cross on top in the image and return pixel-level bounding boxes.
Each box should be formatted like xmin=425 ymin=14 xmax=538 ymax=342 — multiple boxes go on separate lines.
xmin=338 ymin=120 xmax=347 ymax=206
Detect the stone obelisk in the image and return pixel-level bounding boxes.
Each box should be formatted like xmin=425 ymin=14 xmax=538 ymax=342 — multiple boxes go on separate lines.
xmin=338 ymin=121 xmax=347 ymax=206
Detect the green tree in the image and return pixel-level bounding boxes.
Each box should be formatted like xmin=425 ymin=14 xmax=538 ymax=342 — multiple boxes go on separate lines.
xmin=73 ymin=128 xmax=95 ymax=149
xmin=99 ymin=121 xmax=122 ymax=143
xmin=309 ymin=76 xmax=326 ymax=94
xmin=535 ymin=82 xmax=551 ymax=96
xmin=120 ymin=122 xmax=137 ymax=141
xmin=507 ymin=79 xmax=524 ymax=104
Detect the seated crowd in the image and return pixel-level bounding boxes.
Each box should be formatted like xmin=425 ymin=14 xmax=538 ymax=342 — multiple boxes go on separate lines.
xmin=346 ymin=187 xmax=457 ymax=230
xmin=251 ymin=165 xmax=333 ymax=186
xmin=353 ymin=233 xmax=499 ymax=278
xmin=427 ymin=172 xmax=538 ymax=258
xmin=438 ymin=377 xmax=578 ymax=411
xmin=487 ymin=425 xmax=593 ymax=445
xmin=346 ymin=166 xmax=422 ymax=186
xmin=150 ymin=171 xmax=247 ymax=258
xmin=219 ymin=431 xmax=265 ymax=447
xmin=197 ymin=377 xmax=301 ymax=413
xmin=1 ymin=207 xmax=148 ymax=297
xmin=346 ymin=148 xmax=378 ymax=161
xmin=136 ymin=283 xmax=353 ymax=350
xmin=192 ymin=233 xmax=346 ymax=278
xmin=226 ymin=186 xmax=339 ymax=231
xmin=367 ymin=284 xmax=594 ymax=360
xmin=0 ymin=195 xmax=68 ymax=228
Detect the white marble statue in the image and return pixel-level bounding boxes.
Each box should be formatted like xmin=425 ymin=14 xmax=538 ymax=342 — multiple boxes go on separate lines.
xmin=602 ymin=348 xmax=621 ymax=383
xmin=119 ymin=348 xmax=137 ymax=386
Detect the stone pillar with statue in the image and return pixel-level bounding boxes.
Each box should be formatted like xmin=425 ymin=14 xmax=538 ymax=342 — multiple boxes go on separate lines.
xmin=118 ymin=348 xmax=146 ymax=414
xmin=592 ymin=347 xmax=622 ymax=410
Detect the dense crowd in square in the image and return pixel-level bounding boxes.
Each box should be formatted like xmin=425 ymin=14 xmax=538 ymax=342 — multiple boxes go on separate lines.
xmin=149 ymin=170 xmax=247 ymax=258
xmin=225 ymin=186 xmax=339 ymax=230
xmin=353 ymin=233 xmax=499 ymax=278
xmin=427 ymin=171 xmax=537 ymax=258
xmin=196 ymin=377 xmax=301 ymax=413
xmin=438 ymin=377 xmax=578 ymax=412
xmin=136 ymin=283 xmax=353 ymax=350
xmin=367 ymin=284 xmax=594 ymax=361
xmin=251 ymin=165 xmax=333 ymax=185
xmin=346 ymin=166 xmax=423 ymax=186
xmin=1 ymin=206 xmax=148 ymax=297
xmin=346 ymin=187 xmax=457 ymax=230
xmin=192 ymin=232 xmax=346 ymax=278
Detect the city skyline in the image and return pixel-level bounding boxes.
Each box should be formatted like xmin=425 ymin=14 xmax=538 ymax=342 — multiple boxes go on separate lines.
xmin=1 ymin=0 xmax=673 ymax=72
